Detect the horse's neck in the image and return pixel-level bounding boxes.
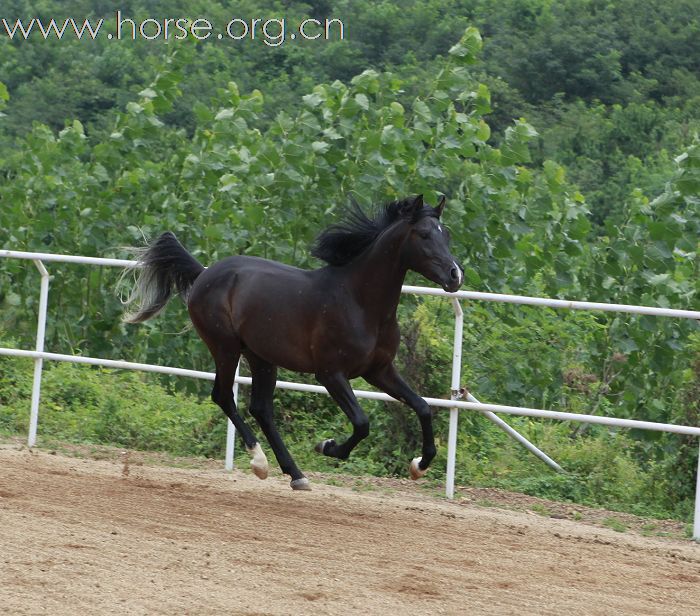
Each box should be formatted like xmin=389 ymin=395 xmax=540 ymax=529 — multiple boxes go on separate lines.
xmin=345 ymin=224 xmax=408 ymax=322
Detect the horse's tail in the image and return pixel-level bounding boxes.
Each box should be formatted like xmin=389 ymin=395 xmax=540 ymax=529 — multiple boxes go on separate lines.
xmin=121 ymin=232 xmax=205 ymax=324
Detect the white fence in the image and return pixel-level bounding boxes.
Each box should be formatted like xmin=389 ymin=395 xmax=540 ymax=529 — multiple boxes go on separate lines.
xmin=1 ymin=249 xmax=700 ymax=539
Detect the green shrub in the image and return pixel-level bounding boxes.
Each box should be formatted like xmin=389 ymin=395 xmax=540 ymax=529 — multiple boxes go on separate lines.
xmin=0 ymin=310 xmax=696 ymax=522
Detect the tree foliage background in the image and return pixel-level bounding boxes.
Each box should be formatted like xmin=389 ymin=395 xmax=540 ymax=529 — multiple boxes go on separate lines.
xmin=0 ymin=0 xmax=698 ymax=519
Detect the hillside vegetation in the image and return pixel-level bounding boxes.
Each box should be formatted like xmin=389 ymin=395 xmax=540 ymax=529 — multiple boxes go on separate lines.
xmin=0 ymin=0 xmax=698 ymax=519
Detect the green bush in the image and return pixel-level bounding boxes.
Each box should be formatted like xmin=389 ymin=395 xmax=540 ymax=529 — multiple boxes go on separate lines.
xmin=2 ymin=308 xmax=695 ymax=521
xmin=0 ymin=354 xmax=227 ymax=457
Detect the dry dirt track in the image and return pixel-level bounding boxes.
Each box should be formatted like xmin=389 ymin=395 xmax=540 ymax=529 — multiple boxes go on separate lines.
xmin=2 ymin=447 xmax=700 ymax=615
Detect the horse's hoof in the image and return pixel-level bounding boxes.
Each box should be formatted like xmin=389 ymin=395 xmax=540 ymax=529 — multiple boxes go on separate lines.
xmin=290 ymin=477 xmax=311 ymax=491
xmin=247 ymin=443 xmax=269 ymax=480
xmin=314 ymin=439 xmax=335 ymax=455
xmin=251 ymin=462 xmax=268 ymax=480
xmin=409 ymin=457 xmax=427 ymax=480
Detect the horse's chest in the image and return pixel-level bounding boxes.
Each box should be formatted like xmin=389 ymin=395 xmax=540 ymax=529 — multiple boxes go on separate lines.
xmin=337 ymin=323 xmax=399 ymax=375
xmin=310 ymin=302 xmax=399 ymax=373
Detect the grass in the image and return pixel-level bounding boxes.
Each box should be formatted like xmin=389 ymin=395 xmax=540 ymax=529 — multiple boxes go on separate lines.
xmin=0 ymin=357 xmax=695 ymax=526
xmin=350 ymin=479 xmax=377 ymax=493
xmin=323 ymin=477 xmax=345 ymax=487
xmin=475 ymin=498 xmax=499 ymax=508
xmin=602 ymin=517 xmax=628 ymax=533
xmin=1 ymin=433 xmax=692 ymax=541
xmin=530 ymin=503 xmax=552 ymax=517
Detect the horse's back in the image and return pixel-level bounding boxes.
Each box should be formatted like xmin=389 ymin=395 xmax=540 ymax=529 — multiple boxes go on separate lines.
xmin=204 ymin=254 xmax=307 ymax=276
xmin=188 ymin=255 xmax=326 ymax=369
xmin=189 ymin=255 xmax=317 ymax=307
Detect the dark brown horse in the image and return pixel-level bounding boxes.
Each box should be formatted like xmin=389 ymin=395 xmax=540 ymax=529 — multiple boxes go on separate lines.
xmin=123 ymin=195 xmax=462 ymax=489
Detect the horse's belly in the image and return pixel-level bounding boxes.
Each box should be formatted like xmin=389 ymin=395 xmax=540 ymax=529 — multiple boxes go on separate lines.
xmin=237 ymin=311 xmax=316 ymax=373
xmin=244 ymin=339 xmax=316 ymax=374
xmin=241 ymin=317 xmax=376 ymax=377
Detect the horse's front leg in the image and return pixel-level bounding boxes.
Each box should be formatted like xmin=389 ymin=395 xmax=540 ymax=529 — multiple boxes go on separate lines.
xmin=314 ymin=371 xmax=370 ymax=460
xmin=364 ymin=363 xmax=436 ymax=479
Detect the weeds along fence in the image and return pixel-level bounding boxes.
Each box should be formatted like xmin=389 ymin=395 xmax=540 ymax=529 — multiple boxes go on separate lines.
xmin=2 ymin=249 xmax=700 ymax=538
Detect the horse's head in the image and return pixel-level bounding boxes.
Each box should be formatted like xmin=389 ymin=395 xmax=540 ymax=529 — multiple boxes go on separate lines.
xmin=400 ymin=195 xmax=463 ymax=293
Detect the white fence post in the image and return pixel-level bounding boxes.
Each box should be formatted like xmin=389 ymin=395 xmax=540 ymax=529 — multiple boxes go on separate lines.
xmin=444 ymin=297 xmax=563 ymax=499
xmin=27 ymin=260 xmax=49 ymax=447
xmin=694 ymin=439 xmax=700 ymax=541
xmin=2 ymin=250 xmax=699 ymax=526
xmin=445 ymin=298 xmax=464 ymax=499
xmin=224 ymin=361 xmax=240 ymax=471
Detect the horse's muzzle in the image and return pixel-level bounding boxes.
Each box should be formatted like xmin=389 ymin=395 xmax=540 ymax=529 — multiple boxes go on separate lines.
xmin=442 ymin=262 xmax=463 ymax=293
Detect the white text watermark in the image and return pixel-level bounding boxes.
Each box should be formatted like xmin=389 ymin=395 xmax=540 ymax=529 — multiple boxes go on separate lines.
xmin=2 ymin=12 xmax=345 ymax=47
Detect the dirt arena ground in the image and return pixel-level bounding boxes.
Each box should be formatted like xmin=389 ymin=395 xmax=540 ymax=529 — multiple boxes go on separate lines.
xmin=2 ymin=445 xmax=700 ymax=615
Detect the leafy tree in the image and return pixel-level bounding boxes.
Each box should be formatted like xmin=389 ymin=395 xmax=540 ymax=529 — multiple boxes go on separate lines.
xmin=0 ymin=13 xmax=698 ymax=517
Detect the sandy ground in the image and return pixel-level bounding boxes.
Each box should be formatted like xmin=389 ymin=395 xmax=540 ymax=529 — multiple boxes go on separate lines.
xmin=1 ymin=446 xmax=700 ymax=615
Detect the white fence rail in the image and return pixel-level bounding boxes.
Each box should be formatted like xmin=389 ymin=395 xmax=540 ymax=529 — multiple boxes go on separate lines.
xmin=1 ymin=249 xmax=699 ymax=539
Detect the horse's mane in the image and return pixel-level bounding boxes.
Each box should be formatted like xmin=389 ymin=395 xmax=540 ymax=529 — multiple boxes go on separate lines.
xmin=311 ymin=197 xmax=438 ymax=267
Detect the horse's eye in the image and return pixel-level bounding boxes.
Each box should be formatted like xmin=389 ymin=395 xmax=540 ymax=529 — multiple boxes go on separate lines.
xmin=418 ymin=231 xmax=430 ymax=240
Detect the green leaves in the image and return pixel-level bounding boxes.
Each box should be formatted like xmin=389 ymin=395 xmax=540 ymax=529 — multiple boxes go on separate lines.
xmin=501 ymin=120 xmax=538 ymax=165
xmin=1 ymin=25 xmax=696 ymax=495
xmin=350 ymin=69 xmax=381 ymax=94
xmin=0 ymin=81 xmax=8 ymax=114
xmin=2 ymin=24 xmax=570 ymax=358
xmin=448 ymin=27 xmax=482 ymax=64
xmin=675 ymin=142 xmax=700 ymax=196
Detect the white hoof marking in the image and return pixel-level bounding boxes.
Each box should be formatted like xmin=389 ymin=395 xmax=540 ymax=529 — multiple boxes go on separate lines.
xmin=247 ymin=443 xmax=268 ymax=480
xmin=315 ymin=439 xmax=334 ymax=455
xmin=409 ymin=457 xmax=427 ymax=480
xmin=290 ymin=477 xmax=311 ymax=491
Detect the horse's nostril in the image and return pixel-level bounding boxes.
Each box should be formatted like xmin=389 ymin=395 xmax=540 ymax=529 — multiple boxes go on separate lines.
xmin=450 ymin=268 xmax=459 ymax=280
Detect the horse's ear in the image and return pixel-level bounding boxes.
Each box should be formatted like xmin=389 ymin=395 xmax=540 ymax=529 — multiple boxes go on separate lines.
xmin=409 ymin=194 xmax=424 ymax=217
xmin=435 ymin=195 xmax=446 ymax=217
xmin=399 ymin=194 xmax=424 ymax=221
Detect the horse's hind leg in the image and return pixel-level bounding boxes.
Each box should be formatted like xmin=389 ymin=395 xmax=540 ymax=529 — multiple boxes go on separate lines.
xmin=210 ymin=346 xmax=269 ymax=480
xmin=246 ymin=353 xmax=310 ymax=490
